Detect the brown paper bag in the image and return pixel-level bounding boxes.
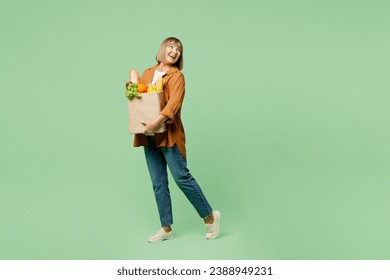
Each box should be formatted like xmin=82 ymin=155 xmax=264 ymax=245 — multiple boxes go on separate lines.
xmin=127 ymin=91 xmax=166 ymax=134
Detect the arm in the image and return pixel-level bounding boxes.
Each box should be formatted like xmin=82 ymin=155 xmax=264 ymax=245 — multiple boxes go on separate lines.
xmin=159 ymin=73 xmax=185 ymax=124
xmin=141 ymin=70 xmax=184 ymax=134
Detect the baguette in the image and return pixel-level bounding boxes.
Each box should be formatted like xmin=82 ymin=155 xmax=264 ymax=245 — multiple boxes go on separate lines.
xmin=129 ymin=68 xmax=140 ymax=84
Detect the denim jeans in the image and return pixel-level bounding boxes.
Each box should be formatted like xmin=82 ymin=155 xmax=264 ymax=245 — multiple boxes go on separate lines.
xmin=144 ymin=136 xmax=212 ymax=227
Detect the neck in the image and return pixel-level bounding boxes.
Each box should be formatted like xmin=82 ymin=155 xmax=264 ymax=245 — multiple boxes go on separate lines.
xmin=158 ymin=63 xmax=171 ymax=72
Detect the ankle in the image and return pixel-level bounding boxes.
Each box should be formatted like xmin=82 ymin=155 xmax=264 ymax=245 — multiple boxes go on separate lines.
xmin=163 ymin=226 xmax=172 ymax=233
xmin=203 ymin=213 xmax=214 ymax=224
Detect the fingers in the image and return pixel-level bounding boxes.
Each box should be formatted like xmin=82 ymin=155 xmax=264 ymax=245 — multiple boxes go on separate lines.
xmin=141 ymin=121 xmax=155 ymax=135
xmin=141 ymin=122 xmax=151 ymax=135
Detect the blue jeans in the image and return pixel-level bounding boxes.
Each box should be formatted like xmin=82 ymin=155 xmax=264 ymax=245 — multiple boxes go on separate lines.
xmin=144 ymin=136 xmax=212 ymax=227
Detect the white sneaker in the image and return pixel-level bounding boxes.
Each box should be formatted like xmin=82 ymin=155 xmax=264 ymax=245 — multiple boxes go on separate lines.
xmin=205 ymin=210 xmax=221 ymax=240
xmin=147 ymin=228 xmax=174 ymax=243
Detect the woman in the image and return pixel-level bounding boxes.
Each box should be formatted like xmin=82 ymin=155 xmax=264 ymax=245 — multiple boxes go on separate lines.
xmin=130 ymin=37 xmax=220 ymax=242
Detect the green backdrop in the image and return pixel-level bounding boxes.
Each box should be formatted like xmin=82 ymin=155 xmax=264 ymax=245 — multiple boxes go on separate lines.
xmin=1 ymin=0 xmax=389 ymax=260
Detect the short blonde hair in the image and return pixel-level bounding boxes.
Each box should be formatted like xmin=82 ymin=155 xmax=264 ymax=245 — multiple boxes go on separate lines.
xmin=155 ymin=37 xmax=184 ymax=70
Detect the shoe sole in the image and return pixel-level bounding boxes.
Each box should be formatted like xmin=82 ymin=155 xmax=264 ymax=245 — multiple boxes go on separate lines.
xmin=148 ymin=235 xmax=174 ymax=243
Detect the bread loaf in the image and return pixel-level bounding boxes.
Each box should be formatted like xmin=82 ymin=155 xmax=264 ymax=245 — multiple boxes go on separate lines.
xmin=129 ymin=68 xmax=140 ymax=84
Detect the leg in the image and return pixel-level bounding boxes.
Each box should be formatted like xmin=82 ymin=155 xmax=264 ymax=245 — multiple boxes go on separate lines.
xmin=144 ymin=137 xmax=173 ymax=227
xmin=162 ymin=145 xmax=212 ymax=219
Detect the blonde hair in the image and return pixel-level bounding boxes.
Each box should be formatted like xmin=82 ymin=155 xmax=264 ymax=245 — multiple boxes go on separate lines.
xmin=155 ymin=37 xmax=184 ymax=70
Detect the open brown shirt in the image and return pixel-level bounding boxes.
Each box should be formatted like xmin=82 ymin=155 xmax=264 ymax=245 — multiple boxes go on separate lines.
xmin=133 ymin=64 xmax=187 ymax=159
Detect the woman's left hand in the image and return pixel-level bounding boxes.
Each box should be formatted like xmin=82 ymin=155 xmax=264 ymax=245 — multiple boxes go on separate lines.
xmin=141 ymin=115 xmax=168 ymax=135
xmin=141 ymin=121 xmax=157 ymax=135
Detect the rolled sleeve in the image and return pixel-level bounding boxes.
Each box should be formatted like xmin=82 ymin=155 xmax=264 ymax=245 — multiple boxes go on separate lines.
xmin=160 ymin=74 xmax=185 ymax=123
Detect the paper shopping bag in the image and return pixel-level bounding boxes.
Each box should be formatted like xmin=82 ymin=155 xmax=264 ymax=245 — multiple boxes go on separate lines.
xmin=127 ymin=91 xmax=166 ymax=134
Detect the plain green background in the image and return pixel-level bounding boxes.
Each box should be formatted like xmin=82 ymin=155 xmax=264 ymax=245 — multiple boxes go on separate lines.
xmin=1 ymin=0 xmax=389 ymax=260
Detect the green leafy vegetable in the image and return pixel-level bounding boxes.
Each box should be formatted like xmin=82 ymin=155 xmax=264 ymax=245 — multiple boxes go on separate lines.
xmin=125 ymin=83 xmax=141 ymax=100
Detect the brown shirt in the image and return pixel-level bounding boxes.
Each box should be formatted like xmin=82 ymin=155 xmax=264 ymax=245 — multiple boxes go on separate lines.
xmin=133 ymin=64 xmax=187 ymax=159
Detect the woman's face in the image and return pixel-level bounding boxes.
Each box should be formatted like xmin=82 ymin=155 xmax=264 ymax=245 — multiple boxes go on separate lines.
xmin=164 ymin=43 xmax=181 ymax=65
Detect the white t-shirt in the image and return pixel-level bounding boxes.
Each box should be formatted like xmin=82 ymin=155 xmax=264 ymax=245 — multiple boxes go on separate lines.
xmin=151 ymin=70 xmax=165 ymax=85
